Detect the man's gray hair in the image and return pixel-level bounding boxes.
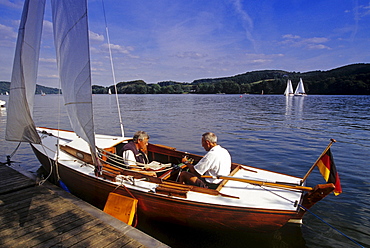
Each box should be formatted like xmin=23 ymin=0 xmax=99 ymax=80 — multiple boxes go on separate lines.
xmin=202 ymin=132 xmax=217 ymax=144
xmin=133 ymin=131 xmax=150 ymax=142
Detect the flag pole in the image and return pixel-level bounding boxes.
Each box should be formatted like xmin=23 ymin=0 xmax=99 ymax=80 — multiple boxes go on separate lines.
xmin=301 ymin=139 xmax=336 ymax=184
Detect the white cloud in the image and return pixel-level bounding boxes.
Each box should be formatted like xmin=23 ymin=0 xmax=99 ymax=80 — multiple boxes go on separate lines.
xmin=100 ymin=43 xmax=134 ymax=54
xmin=174 ymin=51 xmax=208 ymax=59
xmin=244 ymin=53 xmax=284 ymax=64
xmin=281 ymin=34 xmax=331 ymax=50
xmin=307 ymin=44 xmax=331 ymax=50
xmin=0 ymin=23 xmax=17 ymax=40
xmin=39 ymin=58 xmax=56 ymax=63
xmin=282 ymin=34 xmax=300 ymax=39
xmin=0 ymin=0 xmax=23 ymax=9
xmin=231 ymin=0 xmax=256 ymax=52
xmin=38 ymin=73 xmax=59 ymax=79
xmin=89 ymin=30 xmax=104 ymax=43
xmin=304 ymin=37 xmax=329 ymax=44
xmin=359 ymin=4 xmax=370 ymax=17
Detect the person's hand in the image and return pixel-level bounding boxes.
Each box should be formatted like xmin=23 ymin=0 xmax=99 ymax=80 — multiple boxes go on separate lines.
xmin=182 ymin=156 xmax=193 ymax=164
xmin=181 ymin=156 xmax=188 ymax=163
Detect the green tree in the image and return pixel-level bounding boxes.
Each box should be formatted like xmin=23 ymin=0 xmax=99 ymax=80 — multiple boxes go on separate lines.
xmin=148 ymin=84 xmax=161 ymax=94
xmin=161 ymin=85 xmax=175 ymax=94
xmin=173 ymin=84 xmax=183 ymax=94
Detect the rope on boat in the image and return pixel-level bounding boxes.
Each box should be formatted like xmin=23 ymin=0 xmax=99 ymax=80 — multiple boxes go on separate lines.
xmin=257 ymin=185 xmax=364 ymax=248
xmin=1 ymin=142 xmax=21 ymax=165
xmin=8 ymin=142 xmax=21 ymax=160
xmin=97 ymin=147 xmax=173 ymax=173
xmin=112 ymin=176 xmax=139 ymax=227
xmin=299 ymin=205 xmax=364 ymax=248
xmin=38 ymin=143 xmax=57 ymax=185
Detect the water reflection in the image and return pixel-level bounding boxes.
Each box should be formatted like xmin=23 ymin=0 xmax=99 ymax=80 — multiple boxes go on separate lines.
xmin=138 ymin=218 xmax=306 ymax=248
xmin=294 ymin=96 xmax=304 ymax=119
xmin=285 ymin=96 xmax=293 ymax=116
xmin=285 ymin=95 xmax=305 ymax=122
xmin=0 ymin=107 xmax=6 ymax=117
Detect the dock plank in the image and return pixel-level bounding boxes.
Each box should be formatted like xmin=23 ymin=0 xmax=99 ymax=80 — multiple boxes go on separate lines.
xmin=0 ymin=165 xmax=168 ymax=248
xmin=0 ymin=165 xmax=35 ymax=194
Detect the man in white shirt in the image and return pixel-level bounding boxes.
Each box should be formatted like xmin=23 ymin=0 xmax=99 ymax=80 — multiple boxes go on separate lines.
xmin=179 ymin=132 xmax=231 ymax=188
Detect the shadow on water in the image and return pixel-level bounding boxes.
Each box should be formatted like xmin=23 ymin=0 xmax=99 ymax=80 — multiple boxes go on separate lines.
xmin=137 ymin=217 xmax=306 ymax=248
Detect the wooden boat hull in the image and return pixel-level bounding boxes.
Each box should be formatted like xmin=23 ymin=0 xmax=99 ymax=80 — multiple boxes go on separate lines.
xmin=30 ymin=127 xmax=334 ymax=232
xmin=32 ymin=144 xmax=299 ymax=232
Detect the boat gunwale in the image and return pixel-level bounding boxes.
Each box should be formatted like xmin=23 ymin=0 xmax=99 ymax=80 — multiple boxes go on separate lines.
xmin=31 ymin=142 xmax=300 ymax=215
xmin=36 ymin=127 xmax=305 ymax=182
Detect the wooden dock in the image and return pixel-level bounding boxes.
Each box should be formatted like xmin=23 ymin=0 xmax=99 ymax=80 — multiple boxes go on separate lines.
xmin=0 ymin=164 xmax=169 ymax=248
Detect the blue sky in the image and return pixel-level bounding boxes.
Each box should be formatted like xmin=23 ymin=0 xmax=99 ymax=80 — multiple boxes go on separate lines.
xmin=0 ymin=0 xmax=369 ymax=88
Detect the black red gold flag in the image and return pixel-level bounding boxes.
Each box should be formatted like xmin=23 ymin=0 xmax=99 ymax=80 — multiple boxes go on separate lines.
xmin=316 ymin=148 xmax=342 ymax=195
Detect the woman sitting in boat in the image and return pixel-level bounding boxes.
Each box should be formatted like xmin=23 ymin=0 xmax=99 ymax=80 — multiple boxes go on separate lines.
xmin=179 ymin=132 xmax=231 ymax=189
xmin=119 ymin=131 xmax=156 ymax=177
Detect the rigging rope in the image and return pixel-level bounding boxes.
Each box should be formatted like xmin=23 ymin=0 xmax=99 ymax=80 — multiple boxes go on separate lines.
xmin=101 ymin=0 xmax=124 ymax=137
xmin=2 ymin=142 xmax=21 ymax=165
xmin=37 ymin=143 xmax=55 ymax=185
xmin=9 ymin=142 xmax=21 ymax=159
xmin=97 ymin=147 xmax=173 ymax=173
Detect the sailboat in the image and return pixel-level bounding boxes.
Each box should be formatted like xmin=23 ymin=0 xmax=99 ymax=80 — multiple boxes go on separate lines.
xmin=294 ymin=78 xmax=307 ymax=96
xmin=284 ymin=79 xmax=294 ymax=96
xmin=6 ymin=0 xmax=335 ymax=232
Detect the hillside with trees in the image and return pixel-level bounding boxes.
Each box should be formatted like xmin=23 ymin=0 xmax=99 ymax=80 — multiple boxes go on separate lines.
xmin=190 ymin=63 xmax=370 ymax=95
xmin=0 ymin=81 xmax=59 ymax=95
xmin=1 ymin=63 xmax=369 ymax=95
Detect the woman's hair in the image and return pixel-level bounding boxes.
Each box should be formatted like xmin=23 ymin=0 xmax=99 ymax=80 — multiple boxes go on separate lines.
xmin=202 ymin=132 xmax=217 ymax=144
xmin=133 ymin=131 xmax=150 ymax=142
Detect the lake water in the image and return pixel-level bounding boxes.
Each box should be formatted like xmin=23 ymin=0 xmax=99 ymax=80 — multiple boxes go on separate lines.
xmin=0 ymin=94 xmax=369 ymax=247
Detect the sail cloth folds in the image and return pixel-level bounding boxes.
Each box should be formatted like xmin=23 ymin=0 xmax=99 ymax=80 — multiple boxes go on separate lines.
xmin=51 ymin=0 xmax=96 ymax=151
xmin=5 ymin=0 xmax=45 ymax=144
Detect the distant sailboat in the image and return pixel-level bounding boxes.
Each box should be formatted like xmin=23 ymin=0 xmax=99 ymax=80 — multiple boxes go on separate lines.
xmin=108 ymin=88 xmax=112 ymax=95
xmin=294 ymin=78 xmax=307 ymax=96
xmin=284 ymin=80 xmax=294 ymax=96
xmin=41 ymin=90 xmax=46 ymax=96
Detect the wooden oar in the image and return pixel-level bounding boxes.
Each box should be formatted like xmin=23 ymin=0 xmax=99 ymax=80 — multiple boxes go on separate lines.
xmin=202 ymin=175 xmax=313 ymax=191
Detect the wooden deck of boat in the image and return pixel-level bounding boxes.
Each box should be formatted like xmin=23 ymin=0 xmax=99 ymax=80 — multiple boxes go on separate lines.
xmin=0 ymin=164 xmax=168 ymax=248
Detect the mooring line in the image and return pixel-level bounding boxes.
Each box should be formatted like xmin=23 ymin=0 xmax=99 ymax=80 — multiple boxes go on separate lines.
xmin=298 ymin=204 xmax=364 ymax=248
xmin=257 ymin=185 xmax=364 ymax=248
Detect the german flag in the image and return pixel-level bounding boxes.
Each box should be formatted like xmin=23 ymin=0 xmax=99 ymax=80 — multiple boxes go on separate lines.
xmin=316 ymin=148 xmax=342 ymax=195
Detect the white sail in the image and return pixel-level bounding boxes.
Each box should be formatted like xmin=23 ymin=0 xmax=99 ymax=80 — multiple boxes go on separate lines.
xmin=51 ymin=0 xmax=96 ymax=151
xmin=5 ymin=0 xmax=45 ymax=144
xmin=284 ymin=79 xmax=294 ymax=96
xmin=294 ymin=78 xmax=306 ymax=96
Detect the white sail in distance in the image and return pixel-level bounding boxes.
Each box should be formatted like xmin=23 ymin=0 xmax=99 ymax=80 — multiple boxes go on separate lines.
xmin=294 ymin=78 xmax=306 ymax=95
xmin=284 ymin=79 xmax=294 ymax=96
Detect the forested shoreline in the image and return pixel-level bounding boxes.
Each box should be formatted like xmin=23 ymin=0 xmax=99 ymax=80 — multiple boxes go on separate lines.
xmin=1 ymin=63 xmax=369 ymax=95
